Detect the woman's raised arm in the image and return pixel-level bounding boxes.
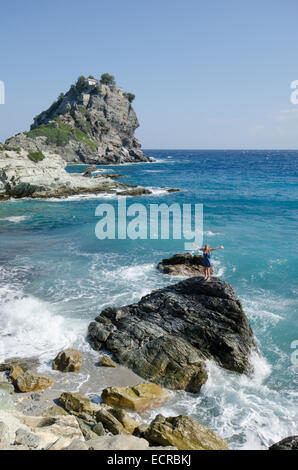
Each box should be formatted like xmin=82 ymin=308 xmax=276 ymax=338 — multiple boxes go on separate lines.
xmin=210 ymin=246 xmax=224 ymax=251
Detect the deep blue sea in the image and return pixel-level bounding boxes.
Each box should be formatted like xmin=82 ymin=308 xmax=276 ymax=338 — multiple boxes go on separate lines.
xmin=0 ymin=150 xmax=297 ymax=449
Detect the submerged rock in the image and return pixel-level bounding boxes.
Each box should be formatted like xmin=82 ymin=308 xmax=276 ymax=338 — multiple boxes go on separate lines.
xmin=157 ymin=252 xmax=213 ymax=276
xmin=117 ymin=187 xmax=152 ymax=196
xmin=52 ymin=348 xmax=83 ymax=372
xmin=101 ymin=383 xmax=168 ymax=413
xmin=145 ymin=414 xmax=229 ymax=450
xmin=269 ymin=435 xmax=298 ymax=450
xmin=88 ymin=277 xmax=257 ymax=391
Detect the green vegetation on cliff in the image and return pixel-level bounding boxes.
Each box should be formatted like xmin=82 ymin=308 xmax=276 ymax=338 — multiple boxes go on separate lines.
xmin=28 ymin=151 xmax=45 ymax=163
xmin=25 ymin=119 xmax=97 ymax=151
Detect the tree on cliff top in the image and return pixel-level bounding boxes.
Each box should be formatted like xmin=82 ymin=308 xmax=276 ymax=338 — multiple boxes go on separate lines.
xmin=100 ymin=73 xmax=116 ymax=87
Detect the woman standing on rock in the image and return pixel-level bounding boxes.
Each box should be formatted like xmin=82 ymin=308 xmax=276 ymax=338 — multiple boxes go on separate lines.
xmin=192 ymin=243 xmax=224 ymax=281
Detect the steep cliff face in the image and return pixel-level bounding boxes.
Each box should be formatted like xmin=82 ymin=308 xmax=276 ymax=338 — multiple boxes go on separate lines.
xmin=6 ymin=76 xmax=151 ymax=165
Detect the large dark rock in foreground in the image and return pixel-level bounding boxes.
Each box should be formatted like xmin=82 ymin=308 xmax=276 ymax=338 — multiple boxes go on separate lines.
xmin=157 ymin=253 xmax=214 ymax=276
xmin=88 ymin=277 xmax=258 ymax=393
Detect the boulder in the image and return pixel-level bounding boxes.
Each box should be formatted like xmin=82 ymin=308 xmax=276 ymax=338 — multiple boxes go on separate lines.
xmin=59 ymin=392 xmax=100 ymax=418
xmin=145 ymin=414 xmax=229 ymax=450
xmin=15 ymin=371 xmax=54 ymax=392
xmin=76 ymin=418 xmax=99 ymax=440
xmin=95 ymin=406 xmax=129 ymax=435
xmin=52 ymin=348 xmax=83 ymax=372
xmin=88 ymin=277 xmax=257 ymax=392
xmin=43 ymin=405 xmax=68 ymax=418
xmin=109 ymin=408 xmax=138 ymax=434
xmin=99 ymin=356 xmax=117 ymax=368
xmin=269 ymin=435 xmax=298 ymax=450
xmin=8 ymin=365 xmax=24 ymax=383
xmin=92 ymin=422 xmax=106 ymax=437
xmin=157 ymin=252 xmax=213 ymax=276
xmin=87 ymin=434 xmax=150 ymax=450
xmin=101 ymin=383 xmax=168 ymax=413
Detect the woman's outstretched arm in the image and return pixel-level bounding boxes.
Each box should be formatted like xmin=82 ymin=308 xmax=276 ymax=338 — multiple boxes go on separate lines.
xmin=192 ymin=243 xmax=204 ymax=251
xmin=210 ymin=246 xmax=224 ymax=251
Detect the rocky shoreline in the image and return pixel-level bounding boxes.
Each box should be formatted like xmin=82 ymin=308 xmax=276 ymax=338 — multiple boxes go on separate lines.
xmin=0 ymin=147 xmax=176 ymax=201
xmin=0 ymin=256 xmax=295 ymax=451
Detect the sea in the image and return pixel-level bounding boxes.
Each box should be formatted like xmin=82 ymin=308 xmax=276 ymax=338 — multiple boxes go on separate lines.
xmin=0 ymin=149 xmax=297 ymax=449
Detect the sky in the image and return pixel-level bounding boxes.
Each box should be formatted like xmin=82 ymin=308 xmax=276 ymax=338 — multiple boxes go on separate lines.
xmin=1 ymin=0 xmax=298 ymax=149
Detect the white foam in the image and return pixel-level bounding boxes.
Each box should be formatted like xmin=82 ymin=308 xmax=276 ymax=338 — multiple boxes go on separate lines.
xmin=0 ymin=292 xmax=84 ymax=362
xmin=0 ymin=216 xmax=28 ymax=223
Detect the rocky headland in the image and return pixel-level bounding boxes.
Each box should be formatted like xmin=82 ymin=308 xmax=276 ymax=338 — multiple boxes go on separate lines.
xmin=4 ymin=74 xmax=151 ymax=165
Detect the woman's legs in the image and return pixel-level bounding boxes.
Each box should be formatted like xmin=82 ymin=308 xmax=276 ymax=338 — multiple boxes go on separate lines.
xmin=207 ymin=267 xmax=211 ymax=281
xmin=204 ymin=267 xmax=208 ymax=280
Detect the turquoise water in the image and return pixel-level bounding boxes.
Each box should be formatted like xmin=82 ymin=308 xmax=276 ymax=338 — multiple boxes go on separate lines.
xmin=0 ymin=150 xmax=297 ymax=448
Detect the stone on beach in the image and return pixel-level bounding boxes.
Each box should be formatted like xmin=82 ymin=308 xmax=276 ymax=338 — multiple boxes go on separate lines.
xmin=99 ymin=355 xmax=117 ymax=368
xmin=145 ymin=414 xmax=229 ymax=450
xmin=52 ymin=348 xmax=83 ymax=372
xmin=8 ymin=365 xmax=24 ymax=383
xmin=15 ymin=371 xmax=54 ymax=393
xmin=101 ymin=383 xmax=168 ymax=413
xmin=59 ymin=392 xmax=100 ymax=418
xmin=95 ymin=406 xmax=129 ymax=435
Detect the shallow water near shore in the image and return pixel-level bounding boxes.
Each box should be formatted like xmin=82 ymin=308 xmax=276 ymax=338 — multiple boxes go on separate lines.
xmin=0 ymin=150 xmax=297 ymax=449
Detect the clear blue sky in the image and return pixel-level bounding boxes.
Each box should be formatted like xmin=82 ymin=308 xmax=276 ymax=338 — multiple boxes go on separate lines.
xmin=1 ymin=0 xmax=298 ymax=149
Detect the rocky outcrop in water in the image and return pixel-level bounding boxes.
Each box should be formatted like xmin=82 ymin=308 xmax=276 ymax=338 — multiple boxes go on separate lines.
xmin=157 ymin=252 xmax=214 ymax=276
xmin=5 ymin=75 xmax=151 ymax=165
xmin=88 ymin=276 xmax=258 ymax=392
